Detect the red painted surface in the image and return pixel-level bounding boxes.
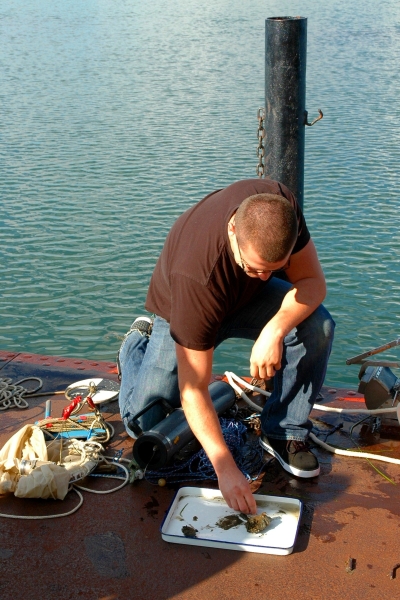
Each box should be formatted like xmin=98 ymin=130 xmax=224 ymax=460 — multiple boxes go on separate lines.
xmin=0 ymin=352 xmax=400 ymax=600
xmin=0 ymin=350 xmax=118 ymax=375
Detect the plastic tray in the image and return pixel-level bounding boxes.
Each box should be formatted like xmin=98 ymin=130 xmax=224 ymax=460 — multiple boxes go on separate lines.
xmin=161 ymin=487 xmax=302 ymax=555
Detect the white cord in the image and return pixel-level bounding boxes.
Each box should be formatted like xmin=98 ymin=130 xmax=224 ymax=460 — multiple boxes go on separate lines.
xmin=313 ymin=403 xmax=399 ymax=418
xmin=309 ymin=432 xmax=400 ymax=465
xmin=0 ymin=460 xmax=129 ymax=520
xmin=224 ymin=371 xmax=270 ymax=412
xmin=0 ymin=487 xmax=84 ymax=520
xmin=225 ymin=371 xmax=400 ymax=466
xmin=0 ymin=441 xmax=129 ymax=520
xmin=225 ymin=371 xmax=400 ymax=420
xmin=310 ymin=403 xmax=400 ymax=464
xmin=0 ymin=377 xmax=32 ymax=410
xmin=74 ymin=461 xmax=129 ymax=494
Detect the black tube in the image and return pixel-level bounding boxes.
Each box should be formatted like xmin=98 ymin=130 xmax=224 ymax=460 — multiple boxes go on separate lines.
xmin=132 ymin=380 xmax=236 ymax=469
xmin=265 ymin=16 xmax=307 ymax=210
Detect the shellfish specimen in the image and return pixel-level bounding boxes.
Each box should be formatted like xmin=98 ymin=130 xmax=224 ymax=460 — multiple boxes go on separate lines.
xmin=216 ymin=514 xmax=244 ymax=530
xmin=181 ymin=524 xmax=198 ymax=538
xmin=245 ymin=512 xmax=271 ymax=534
xmin=215 ymin=512 xmax=272 ymax=534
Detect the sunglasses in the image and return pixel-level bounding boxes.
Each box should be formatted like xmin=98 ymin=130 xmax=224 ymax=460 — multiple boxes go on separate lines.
xmin=237 ymin=243 xmax=290 ymax=275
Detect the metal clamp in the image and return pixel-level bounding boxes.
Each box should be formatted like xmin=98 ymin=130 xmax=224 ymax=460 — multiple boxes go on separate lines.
xmin=304 ymin=109 xmax=323 ymax=126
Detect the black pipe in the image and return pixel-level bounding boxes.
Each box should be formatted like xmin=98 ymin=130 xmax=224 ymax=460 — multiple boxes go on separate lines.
xmin=265 ymin=16 xmax=307 ymax=210
xmin=132 ymin=380 xmax=236 ymax=470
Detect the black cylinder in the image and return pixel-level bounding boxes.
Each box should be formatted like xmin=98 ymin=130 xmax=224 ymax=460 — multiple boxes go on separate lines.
xmin=265 ymin=16 xmax=307 ymax=210
xmin=132 ymin=380 xmax=236 ymax=469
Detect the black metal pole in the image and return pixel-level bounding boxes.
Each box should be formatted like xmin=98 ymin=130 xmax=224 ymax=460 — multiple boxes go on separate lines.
xmin=265 ymin=16 xmax=307 ymax=210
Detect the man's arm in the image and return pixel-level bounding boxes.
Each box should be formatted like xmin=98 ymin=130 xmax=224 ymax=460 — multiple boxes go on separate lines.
xmin=250 ymin=239 xmax=327 ymax=379
xmin=175 ymin=343 xmax=257 ymax=514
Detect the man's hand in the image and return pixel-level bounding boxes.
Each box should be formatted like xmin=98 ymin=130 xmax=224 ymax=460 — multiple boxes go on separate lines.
xmin=250 ymin=239 xmax=327 ymax=380
xmin=250 ymin=323 xmax=284 ymax=380
xmin=216 ymin=460 xmax=257 ymax=514
xmin=176 ymin=344 xmax=257 ymax=515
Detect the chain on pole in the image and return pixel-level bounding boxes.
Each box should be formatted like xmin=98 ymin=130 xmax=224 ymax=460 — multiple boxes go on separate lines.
xmin=256 ymin=107 xmax=266 ymax=178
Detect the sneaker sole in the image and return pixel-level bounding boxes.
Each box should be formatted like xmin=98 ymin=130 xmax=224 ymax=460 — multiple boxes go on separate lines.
xmin=117 ymin=317 xmax=153 ymax=379
xmin=259 ymin=437 xmax=320 ymax=478
xmin=130 ymin=317 xmax=153 ymax=334
xmin=132 ymin=316 xmax=153 ymax=327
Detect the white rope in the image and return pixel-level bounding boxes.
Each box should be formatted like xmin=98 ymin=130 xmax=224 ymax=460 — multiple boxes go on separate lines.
xmin=309 ymin=432 xmax=400 ymax=465
xmin=0 ymin=459 xmax=130 ymax=520
xmin=224 ymin=371 xmax=270 ymax=412
xmin=74 ymin=459 xmax=130 ymax=494
xmin=0 ymin=432 xmax=129 ymax=519
xmin=0 ymin=487 xmax=84 ymax=520
xmin=311 ymin=402 xmax=400 ymax=464
xmin=225 ymin=371 xmax=400 ymax=466
xmin=0 ymin=377 xmax=42 ymax=410
xmin=312 ymin=403 xmax=399 ymax=417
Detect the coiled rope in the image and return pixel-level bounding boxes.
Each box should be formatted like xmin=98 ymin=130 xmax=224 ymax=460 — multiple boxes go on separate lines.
xmin=0 ymin=377 xmax=43 ymax=410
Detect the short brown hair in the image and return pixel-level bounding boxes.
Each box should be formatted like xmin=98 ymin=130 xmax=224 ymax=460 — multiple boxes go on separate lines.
xmin=234 ymin=193 xmax=298 ymax=262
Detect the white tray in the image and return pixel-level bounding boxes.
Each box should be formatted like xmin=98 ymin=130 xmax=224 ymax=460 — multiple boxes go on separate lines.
xmin=161 ymin=487 xmax=302 ymax=555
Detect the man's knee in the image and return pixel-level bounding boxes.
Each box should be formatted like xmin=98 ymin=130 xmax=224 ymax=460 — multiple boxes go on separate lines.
xmin=293 ymin=304 xmax=335 ymax=350
xmin=307 ymin=305 xmax=335 ymax=352
xmin=318 ymin=305 xmax=335 ymax=339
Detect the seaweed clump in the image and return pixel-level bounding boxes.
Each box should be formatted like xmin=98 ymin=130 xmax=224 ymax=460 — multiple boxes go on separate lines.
xmin=245 ymin=512 xmax=271 ymax=534
xmin=182 ymin=524 xmax=198 ymax=538
xmin=216 ymin=514 xmax=244 ymax=530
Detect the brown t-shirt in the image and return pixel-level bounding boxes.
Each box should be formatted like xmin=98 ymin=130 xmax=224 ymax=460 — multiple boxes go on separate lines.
xmin=145 ymin=179 xmax=310 ymax=351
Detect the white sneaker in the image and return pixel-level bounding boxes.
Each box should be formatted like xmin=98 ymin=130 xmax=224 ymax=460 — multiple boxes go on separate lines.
xmin=117 ymin=316 xmax=154 ymax=380
xmin=129 ymin=316 xmax=153 ymax=336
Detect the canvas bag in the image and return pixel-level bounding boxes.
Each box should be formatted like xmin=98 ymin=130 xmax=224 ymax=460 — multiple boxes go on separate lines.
xmin=0 ymin=424 xmax=99 ymax=500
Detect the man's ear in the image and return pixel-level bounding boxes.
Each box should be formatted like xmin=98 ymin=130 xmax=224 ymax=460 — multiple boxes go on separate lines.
xmin=227 ymin=217 xmax=236 ymax=236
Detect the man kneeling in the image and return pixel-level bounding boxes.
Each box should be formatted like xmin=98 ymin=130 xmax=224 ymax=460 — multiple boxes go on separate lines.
xmin=118 ymin=179 xmax=335 ymax=515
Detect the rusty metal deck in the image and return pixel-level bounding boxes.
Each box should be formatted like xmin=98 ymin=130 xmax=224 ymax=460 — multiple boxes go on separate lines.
xmin=1 ymin=351 xmax=400 ymax=600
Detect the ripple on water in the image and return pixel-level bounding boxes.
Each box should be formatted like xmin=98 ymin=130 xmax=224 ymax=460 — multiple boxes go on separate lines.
xmin=1 ymin=0 xmax=400 ymax=387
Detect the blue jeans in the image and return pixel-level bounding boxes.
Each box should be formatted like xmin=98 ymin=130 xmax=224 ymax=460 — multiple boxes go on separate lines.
xmin=118 ymin=277 xmax=335 ymax=440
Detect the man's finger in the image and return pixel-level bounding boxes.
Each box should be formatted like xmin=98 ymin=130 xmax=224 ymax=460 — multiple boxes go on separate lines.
xmin=240 ymin=492 xmax=257 ymax=515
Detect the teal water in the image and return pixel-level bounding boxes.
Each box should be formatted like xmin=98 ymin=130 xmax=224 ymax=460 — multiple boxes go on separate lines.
xmin=1 ymin=0 xmax=400 ymax=387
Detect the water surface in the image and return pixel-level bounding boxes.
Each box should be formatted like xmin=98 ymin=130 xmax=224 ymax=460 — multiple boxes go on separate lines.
xmin=1 ymin=0 xmax=400 ymax=386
